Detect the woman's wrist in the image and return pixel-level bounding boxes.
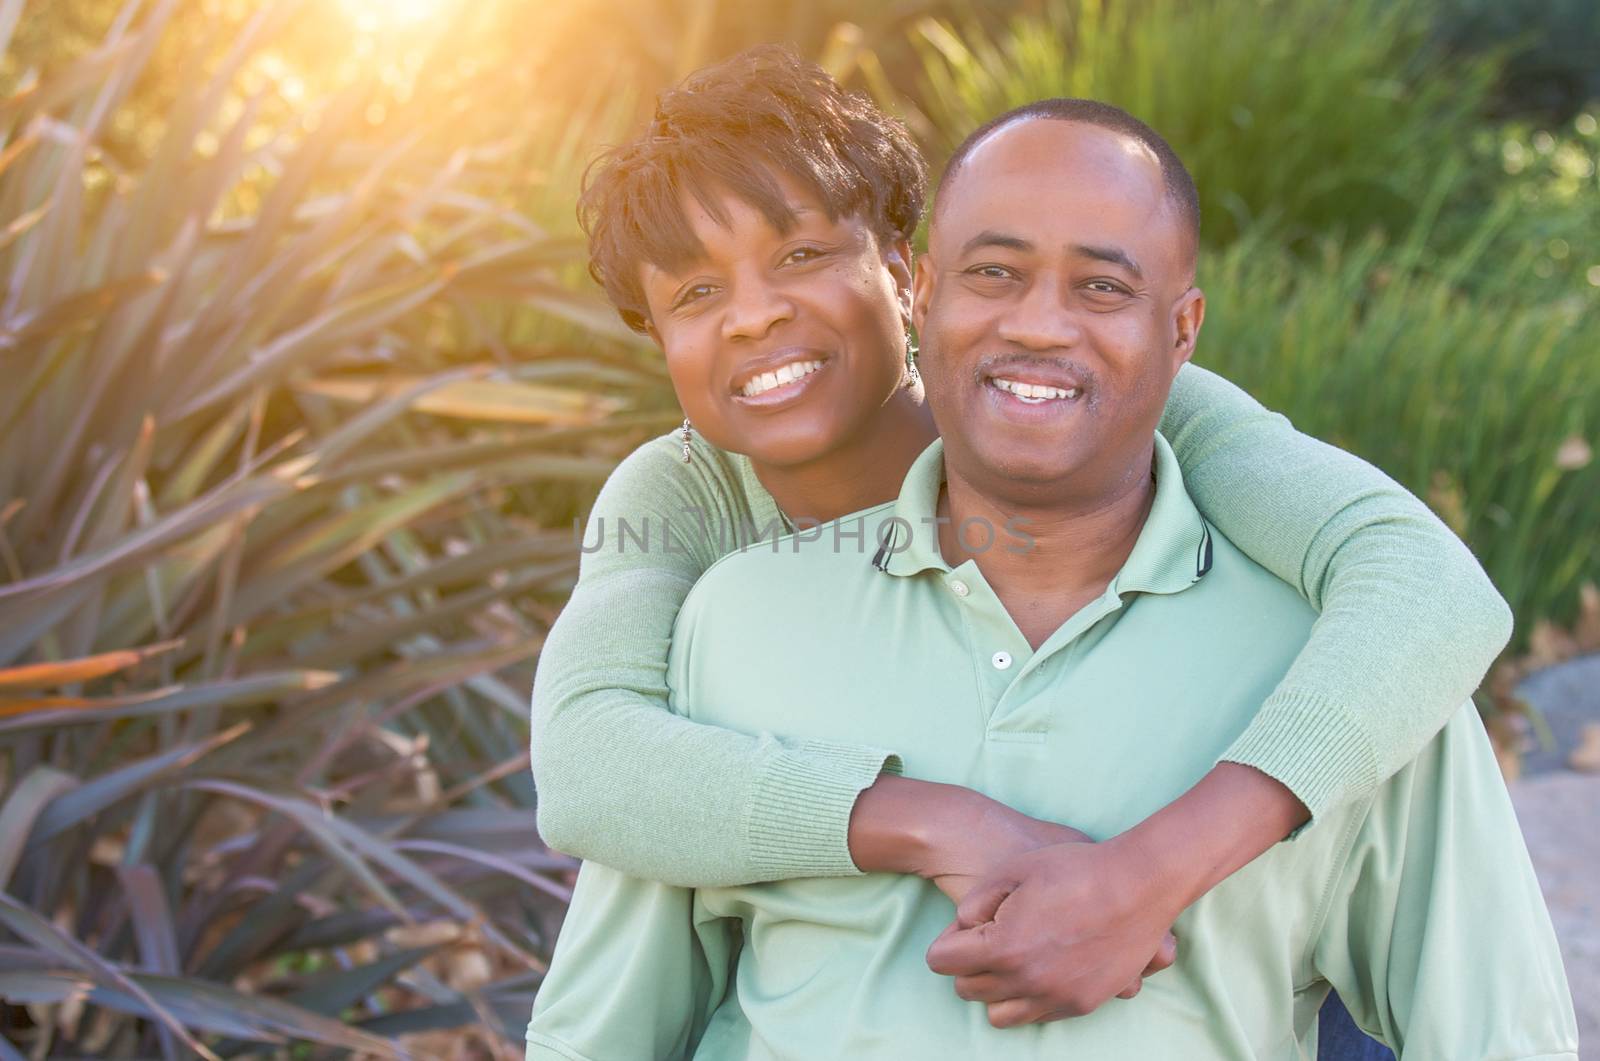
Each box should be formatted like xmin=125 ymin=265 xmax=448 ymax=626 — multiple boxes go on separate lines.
xmin=1110 ymin=762 xmax=1310 ymax=917
xmin=847 ymin=774 xmax=994 ymax=877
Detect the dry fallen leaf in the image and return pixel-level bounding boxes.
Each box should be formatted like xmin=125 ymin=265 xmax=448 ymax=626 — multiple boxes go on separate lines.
xmin=1569 ymin=723 xmax=1600 ymax=774
xmin=1575 ymin=582 xmax=1600 ymax=654
xmin=1527 ymin=621 xmax=1579 ymax=669
xmin=1554 ymin=434 xmax=1593 ymax=470
xmin=1486 ymin=712 xmax=1525 ymax=782
xmin=387 ymin=919 xmax=461 ymax=948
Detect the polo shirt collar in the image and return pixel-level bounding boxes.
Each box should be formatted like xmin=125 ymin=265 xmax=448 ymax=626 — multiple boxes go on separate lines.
xmin=878 ymin=433 xmax=1212 ymax=596
xmin=870 ymin=439 xmax=945 ymax=576
xmin=1117 ymin=433 xmax=1214 ymax=595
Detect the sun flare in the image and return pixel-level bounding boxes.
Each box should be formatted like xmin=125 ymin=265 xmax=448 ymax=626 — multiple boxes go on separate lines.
xmin=335 ymin=0 xmax=455 ymax=33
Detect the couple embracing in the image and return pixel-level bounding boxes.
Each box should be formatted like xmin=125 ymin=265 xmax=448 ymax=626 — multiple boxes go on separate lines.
xmin=524 ymin=46 xmax=1577 ymax=1060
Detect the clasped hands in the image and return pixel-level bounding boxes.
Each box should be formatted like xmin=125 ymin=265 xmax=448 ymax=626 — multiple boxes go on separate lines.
xmin=918 ymin=795 xmax=1182 ymax=1028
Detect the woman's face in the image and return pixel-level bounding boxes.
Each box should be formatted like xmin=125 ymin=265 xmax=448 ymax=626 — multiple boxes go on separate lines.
xmin=639 ymin=174 xmax=912 ymax=471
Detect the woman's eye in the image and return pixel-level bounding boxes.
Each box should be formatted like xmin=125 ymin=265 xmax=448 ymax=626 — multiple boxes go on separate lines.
xmin=674 ymin=283 xmax=716 ymax=309
xmin=782 ymin=246 xmax=826 ymax=265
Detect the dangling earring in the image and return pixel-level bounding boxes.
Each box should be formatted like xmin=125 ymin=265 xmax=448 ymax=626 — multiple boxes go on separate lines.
xmin=903 ymin=321 xmax=920 ymax=388
xmin=680 ymin=417 xmax=693 ymax=463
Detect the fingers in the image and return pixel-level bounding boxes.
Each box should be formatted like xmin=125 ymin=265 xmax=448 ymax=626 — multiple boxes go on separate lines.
xmin=1116 ymin=977 xmax=1143 ymax=1000
xmin=926 ymin=922 xmax=1000 ymax=977
xmin=1140 ymin=930 xmax=1178 ymax=975
xmin=952 ymin=973 xmax=1010 ymax=1003
xmin=985 ymin=998 xmax=1037 ymax=1029
xmin=955 ymin=875 xmax=1017 ymax=930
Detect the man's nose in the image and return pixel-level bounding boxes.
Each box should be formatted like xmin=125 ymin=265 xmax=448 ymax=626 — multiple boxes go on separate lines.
xmin=996 ymin=281 xmax=1082 ymax=351
xmin=721 ymin=277 xmax=795 ymax=342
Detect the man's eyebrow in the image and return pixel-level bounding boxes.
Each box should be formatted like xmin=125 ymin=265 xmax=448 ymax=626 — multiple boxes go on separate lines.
xmin=960 ymin=230 xmax=1034 ymax=256
xmin=1071 ymin=243 xmax=1143 ymax=278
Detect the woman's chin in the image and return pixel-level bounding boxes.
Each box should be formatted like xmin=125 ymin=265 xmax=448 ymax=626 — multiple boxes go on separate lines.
xmin=737 ymin=427 xmax=857 ymax=475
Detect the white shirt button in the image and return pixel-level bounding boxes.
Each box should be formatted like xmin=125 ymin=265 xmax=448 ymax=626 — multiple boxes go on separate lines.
xmin=991 ymin=651 xmax=1012 ymax=670
xmin=949 ymin=580 xmax=970 ymax=597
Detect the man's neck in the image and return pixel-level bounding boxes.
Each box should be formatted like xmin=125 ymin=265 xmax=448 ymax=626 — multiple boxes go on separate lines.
xmin=751 ymin=388 xmax=938 ymax=525
xmin=938 ymin=447 xmax=1157 ymax=649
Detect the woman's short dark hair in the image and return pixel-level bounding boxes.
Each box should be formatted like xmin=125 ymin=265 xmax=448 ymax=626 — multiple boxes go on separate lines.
xmin=578 ymin=45 xmax=927 ymax=334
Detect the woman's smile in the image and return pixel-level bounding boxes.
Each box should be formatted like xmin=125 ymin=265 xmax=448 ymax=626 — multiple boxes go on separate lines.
xmin=730 ymin=350 xmax=832 ymax=408
xmin=638 ymin=173 xmax=919 ymax=474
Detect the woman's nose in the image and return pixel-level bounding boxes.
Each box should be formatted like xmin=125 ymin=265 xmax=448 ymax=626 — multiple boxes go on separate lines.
xmin=721 ymin=278 xmax=795 ymax=342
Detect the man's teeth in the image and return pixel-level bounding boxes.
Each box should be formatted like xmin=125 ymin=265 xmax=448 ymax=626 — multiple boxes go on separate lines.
xmin=741 ymin=359 xmax=824 ymax=397
xmin=991 ymin=377 xmax=1082 ymax=403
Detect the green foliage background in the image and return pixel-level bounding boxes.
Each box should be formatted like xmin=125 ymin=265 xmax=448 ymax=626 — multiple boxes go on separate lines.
xmin=0 ymin=0 xmax=1595 ymax=1055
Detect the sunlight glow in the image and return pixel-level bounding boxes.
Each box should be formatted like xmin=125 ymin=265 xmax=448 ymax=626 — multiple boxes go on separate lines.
xmin=335 ymin=0 xmax=455 ymax=34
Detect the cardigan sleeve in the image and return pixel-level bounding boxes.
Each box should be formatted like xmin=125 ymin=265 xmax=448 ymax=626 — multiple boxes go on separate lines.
xmin=529 ymin=434 xmax=899 ymax=886
xmin=1161 ymin=363 xmax=1513 ymax=819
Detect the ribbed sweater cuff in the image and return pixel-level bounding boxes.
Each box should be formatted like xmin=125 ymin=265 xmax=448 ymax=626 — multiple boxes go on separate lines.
xmin=746 ymin=740 xmax=903 ymax=880
xmin=1219 ymin=689 xmax=1380 ymax=835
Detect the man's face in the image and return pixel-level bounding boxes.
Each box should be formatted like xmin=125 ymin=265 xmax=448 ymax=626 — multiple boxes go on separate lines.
xmin=912 ymin=118 xmax=1204 ymax=504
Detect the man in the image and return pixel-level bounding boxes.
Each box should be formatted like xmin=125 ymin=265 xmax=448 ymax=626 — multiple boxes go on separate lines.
xmin=527 ymin=103 xmax=1577 ymax=1059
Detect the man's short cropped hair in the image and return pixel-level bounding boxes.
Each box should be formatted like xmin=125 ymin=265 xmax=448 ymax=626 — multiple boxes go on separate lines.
xmin=579 ymin=45 xmax=928 ymax=333
xmin=934 ymin=99 xmax=1201 ymax=254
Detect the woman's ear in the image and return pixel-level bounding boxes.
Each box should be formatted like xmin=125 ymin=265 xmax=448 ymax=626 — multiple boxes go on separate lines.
xmin=884 ymin=237 xmax=914 ymax=306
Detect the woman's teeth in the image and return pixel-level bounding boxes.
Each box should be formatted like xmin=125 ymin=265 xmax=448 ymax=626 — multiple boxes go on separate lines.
xmin=742 ymin=359 xmax=824 ymax=397
xmin=990 ymin=377 xmax=1082 ymax=403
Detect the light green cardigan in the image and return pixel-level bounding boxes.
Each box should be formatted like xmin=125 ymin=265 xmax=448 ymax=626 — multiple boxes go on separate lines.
xmin=529 ymin=363 xmax=1512 ymax=885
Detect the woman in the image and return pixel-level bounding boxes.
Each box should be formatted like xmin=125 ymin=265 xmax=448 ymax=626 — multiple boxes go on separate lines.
xmin=529 ymin=46 xmax=1498 ymax=1056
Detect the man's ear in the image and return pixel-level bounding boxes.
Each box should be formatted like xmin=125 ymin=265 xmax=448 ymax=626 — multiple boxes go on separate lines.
xmin=910 ymin=250 xmax=935 ymax=336
xmin=1172 ymin=286 xmax=1205 ymax=373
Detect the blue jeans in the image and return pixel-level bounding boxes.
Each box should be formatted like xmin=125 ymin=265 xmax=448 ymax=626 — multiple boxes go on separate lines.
xmin=1317 ymin=990 xmax=1394 ymax=1060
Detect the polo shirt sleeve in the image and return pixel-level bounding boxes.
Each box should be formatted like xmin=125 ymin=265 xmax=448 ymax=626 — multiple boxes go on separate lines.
xmin=524 ymin=861 xmax=737 ymax=1061
xmin=1307 ymin=704 xmax=1578 ymax=1059
xmin=1161 ymin=362 xmax=1512 ymax=822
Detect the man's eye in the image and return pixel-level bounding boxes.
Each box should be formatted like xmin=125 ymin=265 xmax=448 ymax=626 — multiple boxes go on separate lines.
xmin=968 ymin=264 xmax=1015 ymax=280
xmin=674 ymin=283 xmax=716 ymax=309
xmin=1085 ymin=280 xmax=1129 ymax=294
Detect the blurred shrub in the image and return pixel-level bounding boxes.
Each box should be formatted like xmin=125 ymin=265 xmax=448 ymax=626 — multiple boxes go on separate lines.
xmin=1198 ymin=218 xmax=1598 ymax=642
xmin=0 ymin=1 xmax=675 ymax=1055
xmin=897 ymin=0 xmax=1499 ymax=249
xmin=1431 ymin=0 xmax=1600 ymax=121
xmin=1472 ymin=106 xmax=1600 ymax=299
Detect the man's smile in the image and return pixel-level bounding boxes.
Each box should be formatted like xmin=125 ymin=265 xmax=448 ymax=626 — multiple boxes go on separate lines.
xmin=975 ymin=359 xmax=1091 ymax=419
xmin=989 ymin=377 xmax=1082 ymax=403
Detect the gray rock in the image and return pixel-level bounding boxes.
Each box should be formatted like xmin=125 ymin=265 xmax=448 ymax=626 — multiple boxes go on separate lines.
xmin=1510 ymin=771 xmax=1600 ymax=1054
xmin=1515 ymin=654 xmax=1600 ymax=776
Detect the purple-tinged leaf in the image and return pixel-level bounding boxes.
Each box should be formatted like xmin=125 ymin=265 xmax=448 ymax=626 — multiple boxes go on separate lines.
xmin=27 ymin=722 xmax=249 ymax=845
xmin=0 ymin=764 xmax=78 ymax=887
xmin=0 ymin=891 xmax=218 ymax=1060
xmin=116 ymin=864 xmax=180 ymax=974
xmin=0 ymin=969 xmax=89 ymax=1005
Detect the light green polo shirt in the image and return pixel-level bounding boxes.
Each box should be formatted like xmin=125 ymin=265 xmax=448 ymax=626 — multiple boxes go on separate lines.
xmin=527 ymin=436 xmax=1576 ymax=1060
